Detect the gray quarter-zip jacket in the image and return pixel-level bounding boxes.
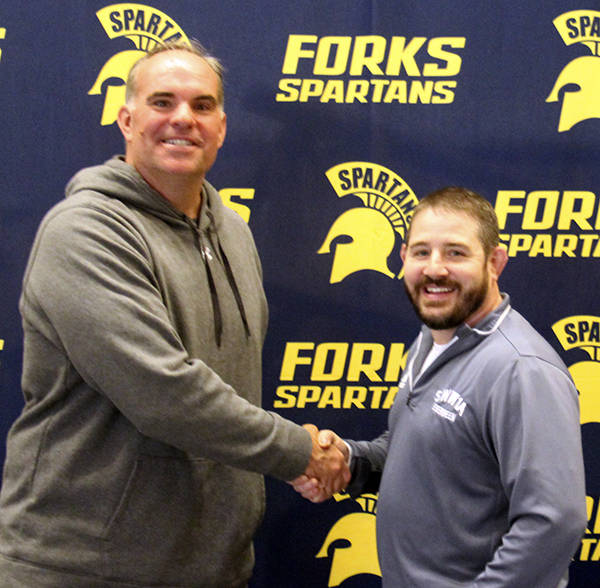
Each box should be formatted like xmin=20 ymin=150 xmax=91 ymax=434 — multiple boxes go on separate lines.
xmin=347 ymin=295 xmax=586 ymax=588
xmin=0 ymin=156 xmax=312 ymax=587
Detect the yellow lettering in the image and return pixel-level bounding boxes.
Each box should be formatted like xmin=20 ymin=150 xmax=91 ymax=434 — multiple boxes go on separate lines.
xmin=423 ymin=37 xmax=465 ymax=76
xmin=594 ymin=539 xmax=600 ymax=561
xmin=320 ymin=80 xmax=345 ymax=103
xmin=280 ymin=342 xmax=315 ymax=380
xmin=528 ymin=234 xmax=552 ymax=257
xmin=370 ymin=79 xmax=390 ymax=102
xmin=311 ymin=343 xmax=348 ymax=380
xmin=343 ymin=386 xmax=368 ymax=408
xmin=345 ymin=80 xmax=370 ymax=103
xmin=318 ymin=386 xmax=342 ymax=408
xmin=297 ymin=385 xmax=321 ymax=408
xmin=494 ymin=191 xmax=525 ymax=229
xmin=385 ymin=36 xmax=426 ymax=76
xmin=314 ymin=37 xmax=352 ymax=75
xmin=558 ymin=191 xmax=595 ymax=230
xmin=274 ymin=386 xmax=297 ymax=408
xmin=590 ymin=495 xmax=600 ymax=533
xmin=580 ymin=538 xmax=596 ymax=561
xmin=219 ymin=188 xmax=254 ymax=223
xmin=299 ymin=79 xmax=325 ymax=102
xmin=408 ymin=80 xmax=434 ymax=103
xmin=347 ymin=344 xmax=385 ymax=381
xmin=349 ymin=36 xmax=386 ymax=75
xmin=383 ymin=80 xmax=408 ymax=103
xmin=580 ymin=234 xmax=599 ymax=257
xmin=282 ymin=35 xmax=317 ymax=74
xmin=522 ymin=191 xmax=559 ymax=230
xmin=275 ymin=78 xmax=301 ymax=102
xmin=431 ymin=80 xmax=456 ymax=104
xmin=553 ymin=234 xmax=578 ymax=257
xmin=384 ymin=343 xmax=406 ymax=381
xmin=369 ymin=386 xmax=387 ymax=409
xmin=507 ymin=234 xmax=532 ymax=256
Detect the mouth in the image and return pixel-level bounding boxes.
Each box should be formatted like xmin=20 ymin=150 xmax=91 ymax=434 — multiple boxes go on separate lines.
xmin=162 ymin=138 xmax=198 ymax=147
xmin=420 ymin=282 xmax=457 ymax=302
xmin=424 ymin=285 xmax=453 ymax=294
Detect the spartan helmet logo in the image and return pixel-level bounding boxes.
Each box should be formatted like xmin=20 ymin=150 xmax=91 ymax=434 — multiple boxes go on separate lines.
xmin=318 ymin=163 xmax=418 ymax=284
xmin=319 ymin=207 xmax=396 ymax=283
xmin=570 ymin=360 xmax=600 ymax=425
xmin=88 ymin=4 xmax=191 ymax=125
xmin=547 ymin=56 xmax=600 ymax=132
xmin=546 ymin=10 xmax=600 ymax=132
xmin=316 ymin=493 xmax=381 ymax=587
xmin=552 ymin=316 xmax=600 ymax=425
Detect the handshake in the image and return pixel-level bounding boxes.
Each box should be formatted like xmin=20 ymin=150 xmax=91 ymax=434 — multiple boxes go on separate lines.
xmin=289 ymin=424 xmax=350 ymax=503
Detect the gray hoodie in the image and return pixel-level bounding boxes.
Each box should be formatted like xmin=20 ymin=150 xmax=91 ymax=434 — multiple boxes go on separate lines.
xmin=0 ymin=156 xmax=312 ymax=587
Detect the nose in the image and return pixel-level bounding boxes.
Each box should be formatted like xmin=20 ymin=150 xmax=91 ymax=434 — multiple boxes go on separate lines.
xmin=423 ymin=251 xmax=448 ymax=279
xmin=171 ymin=102 xmax=194 ymax=127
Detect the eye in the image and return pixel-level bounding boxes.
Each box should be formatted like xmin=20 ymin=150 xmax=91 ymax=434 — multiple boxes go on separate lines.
xmin=151 ymin=98 xmax=171 ymax=108
xmin=410 ymin=248 xmax=429 ymax=258
xmin=447 ymin=249 xmax=466 ymax=258
xmin=193 ymin=99 xmax=217 ymax=112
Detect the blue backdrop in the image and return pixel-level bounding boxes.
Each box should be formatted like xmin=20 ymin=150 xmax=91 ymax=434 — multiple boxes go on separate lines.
xmin=1 ymin=2 xmax=599 ymax=586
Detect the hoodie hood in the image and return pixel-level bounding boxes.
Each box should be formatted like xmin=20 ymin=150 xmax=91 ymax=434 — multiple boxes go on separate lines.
xmin=65 ymin=155 xmax=249 ymax=347
xmin=65 ymin=155 xmax=224 ymax=232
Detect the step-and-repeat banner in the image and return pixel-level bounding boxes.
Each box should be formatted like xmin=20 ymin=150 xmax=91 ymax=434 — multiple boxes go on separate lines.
xmin=0 ymin=2 xmax=599 ymax=586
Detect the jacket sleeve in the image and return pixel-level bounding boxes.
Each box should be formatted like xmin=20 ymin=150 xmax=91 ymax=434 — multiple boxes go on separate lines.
xmin=20 ymin=202 xmax=312 ymax=481
xmin=473 ymin=356 xmax=587 ymax=587
xmin=345 ymin=431 xmax=389 ymax=497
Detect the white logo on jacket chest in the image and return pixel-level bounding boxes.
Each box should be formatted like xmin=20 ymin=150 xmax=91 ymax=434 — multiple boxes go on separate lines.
xmin=432 ymin=388 xmax=467 ymax=422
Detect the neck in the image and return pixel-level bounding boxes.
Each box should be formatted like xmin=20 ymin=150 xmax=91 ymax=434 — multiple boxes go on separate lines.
xmin=431 ymin=287 xmax=503 ymax=345
xmin=431 ymin=328 xmax=457 ymax=345
xmin=156 ymin=177 xmax=204 ymax=218
xmin=131 ymin=163 xmax=204 ymax=218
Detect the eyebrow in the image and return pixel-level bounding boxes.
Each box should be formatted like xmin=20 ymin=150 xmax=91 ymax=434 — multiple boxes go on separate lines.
xmin=408 ymin=240 xmax=471 ymax=249
xmin=145 ymin=92 xmax=218 ymax=104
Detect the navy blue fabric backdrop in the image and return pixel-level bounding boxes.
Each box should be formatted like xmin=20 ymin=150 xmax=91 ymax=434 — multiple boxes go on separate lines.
xmin=1 ymin=2 xmax=599 ymax=586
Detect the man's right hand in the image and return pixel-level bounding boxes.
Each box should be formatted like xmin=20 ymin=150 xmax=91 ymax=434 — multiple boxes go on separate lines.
xmin=289 ymin=425 xmax=350 ymax=503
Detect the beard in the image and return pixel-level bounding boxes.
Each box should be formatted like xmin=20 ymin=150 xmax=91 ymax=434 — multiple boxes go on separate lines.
xmin=404 ymin=272 xmax=489 ymax=331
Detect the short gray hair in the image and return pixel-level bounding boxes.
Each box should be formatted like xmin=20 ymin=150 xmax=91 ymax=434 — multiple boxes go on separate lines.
xmin=125 ymin=40 xmax=225 ymax=106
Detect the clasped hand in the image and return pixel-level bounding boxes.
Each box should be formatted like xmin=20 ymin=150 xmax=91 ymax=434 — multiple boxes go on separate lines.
xmin=289 ymin=424 xmax=350 ymax=503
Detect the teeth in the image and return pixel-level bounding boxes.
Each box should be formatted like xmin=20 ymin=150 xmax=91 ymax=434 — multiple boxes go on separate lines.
xmin=164 ymin=139 xmax=194 ymax=146
xmin=426 ymin=286 xmax=452 ymax=293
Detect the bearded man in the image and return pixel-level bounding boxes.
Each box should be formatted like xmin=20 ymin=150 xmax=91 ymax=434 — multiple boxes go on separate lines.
xmin=293 ymin=187 xmax=587 ymax=588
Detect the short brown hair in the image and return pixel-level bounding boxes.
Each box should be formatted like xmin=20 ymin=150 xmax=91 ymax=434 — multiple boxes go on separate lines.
xmin=125 ymin=39 xmax=225 ymax=106
xmin=405 ymin=187 xmax=500 ymax=255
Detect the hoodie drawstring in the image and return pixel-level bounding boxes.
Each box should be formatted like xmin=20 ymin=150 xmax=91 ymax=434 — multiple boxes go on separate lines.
xmin=192 ymin=216 xmax=251 ymax=348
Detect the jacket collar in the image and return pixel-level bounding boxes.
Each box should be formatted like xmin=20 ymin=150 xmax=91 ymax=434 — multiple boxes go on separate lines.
xmin=404 ymin=294 xmax=512 ymax=391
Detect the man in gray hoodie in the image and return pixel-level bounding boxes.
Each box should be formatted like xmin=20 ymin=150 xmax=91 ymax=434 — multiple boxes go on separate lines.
xmin=293 ymin=187 xmax=587 ymax=587
xmin=0 ymin=42 xmax=349 ymax=587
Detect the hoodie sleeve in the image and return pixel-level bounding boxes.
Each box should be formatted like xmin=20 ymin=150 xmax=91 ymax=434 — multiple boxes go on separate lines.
xmin=472 ymin=356 xmax=587 ymax=587
xmin=20 ymin=199 xmax=312 ymax=481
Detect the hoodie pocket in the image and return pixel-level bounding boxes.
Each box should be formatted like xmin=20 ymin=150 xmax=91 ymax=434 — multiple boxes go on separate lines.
xmin=101 ymin=453 xmax=264 ymax=585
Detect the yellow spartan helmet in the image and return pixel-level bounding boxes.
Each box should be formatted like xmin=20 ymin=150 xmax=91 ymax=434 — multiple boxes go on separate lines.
xmin=88 ymin=50 xmax=146 ymax=126
xmin=318 ymin=207 xmax=396 ymax=283
xmin=546 ymin=55 xmax=600 ymax=132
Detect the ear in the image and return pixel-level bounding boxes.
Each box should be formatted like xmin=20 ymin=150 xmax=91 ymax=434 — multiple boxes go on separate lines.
xmin=400 ymin=242 xmax=408 ymax=263
xmin=116 ymin=104 xmax=134 ymax=142
xmin=488 ymin=245 xmax=508 ymax=281
xmin=217 ymin=111 xmax=227 ymax=148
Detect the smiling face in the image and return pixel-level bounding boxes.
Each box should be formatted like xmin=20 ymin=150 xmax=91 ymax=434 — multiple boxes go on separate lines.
xmin=401 ymin=207 xmax=506 ymax=343
xmin=117 ymin=50 xmax=226 ymax=193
